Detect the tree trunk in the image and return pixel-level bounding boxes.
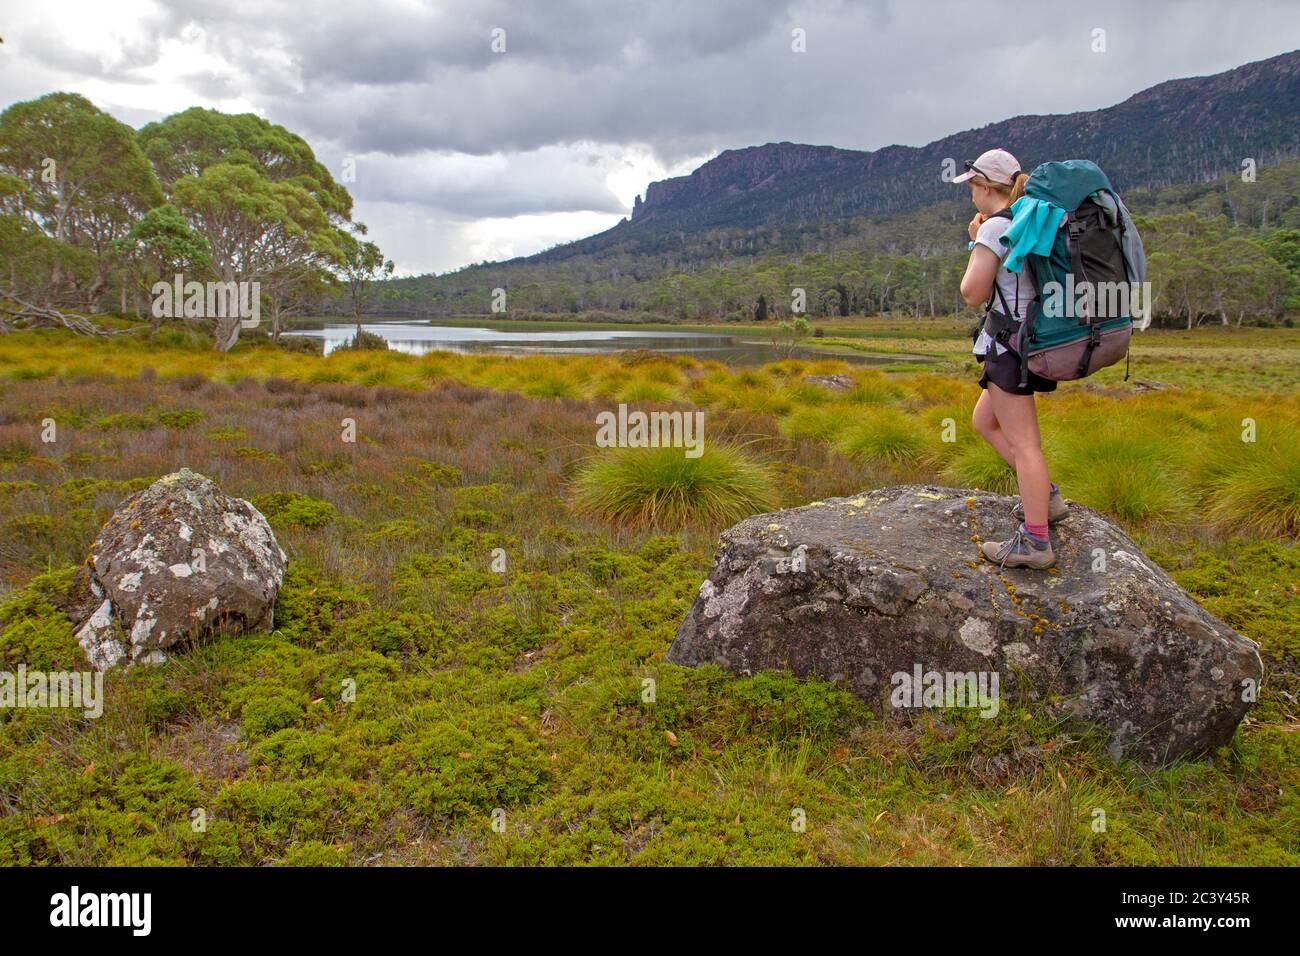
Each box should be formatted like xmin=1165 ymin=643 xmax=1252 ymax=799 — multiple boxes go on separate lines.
xmin=215 ymin=315 xmax=241 ymax=352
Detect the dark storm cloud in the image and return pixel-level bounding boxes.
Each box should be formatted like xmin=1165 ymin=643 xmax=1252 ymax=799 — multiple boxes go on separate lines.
xmin=3 ymin=0 xmax=1299 ymax=272
xmin=137 ymin=0 xmax=1300 ymax=166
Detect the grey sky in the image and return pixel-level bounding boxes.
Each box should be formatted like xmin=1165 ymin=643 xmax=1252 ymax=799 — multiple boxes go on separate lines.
xmin=1 ymin=0 xmax=1298 ymax=274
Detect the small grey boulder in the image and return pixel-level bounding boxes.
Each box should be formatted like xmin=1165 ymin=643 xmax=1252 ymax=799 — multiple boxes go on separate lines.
xmin=75 ymin=468 xmax=287 ymax=669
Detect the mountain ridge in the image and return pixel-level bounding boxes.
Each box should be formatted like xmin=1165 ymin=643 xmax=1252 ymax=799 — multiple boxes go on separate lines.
xmin=520 ymin=48 xmax=1299 ymax=266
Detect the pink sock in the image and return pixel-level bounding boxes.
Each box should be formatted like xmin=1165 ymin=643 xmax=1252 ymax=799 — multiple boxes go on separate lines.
xmin=1024 ymin=520 xmax=1049 ymax=541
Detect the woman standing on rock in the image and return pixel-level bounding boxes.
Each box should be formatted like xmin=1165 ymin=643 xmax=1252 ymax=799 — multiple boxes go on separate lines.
xmin=954 ymin=148 xmax=1067 ymax=570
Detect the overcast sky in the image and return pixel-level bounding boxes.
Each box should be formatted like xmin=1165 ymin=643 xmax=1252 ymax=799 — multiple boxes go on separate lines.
xmin=2 ymin=0 xmax=1298 ymax=275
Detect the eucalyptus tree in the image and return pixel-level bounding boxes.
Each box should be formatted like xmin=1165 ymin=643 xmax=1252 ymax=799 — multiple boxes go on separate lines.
xmin=338 ymin=225 xmax=395 ymax=335
xmin=139 ymin=108 xmax=355 ymax=350
xmin=0 ymin=92 xmax=162 ymax=308
xmin=112 ymin=204 xmax=212 ymax=335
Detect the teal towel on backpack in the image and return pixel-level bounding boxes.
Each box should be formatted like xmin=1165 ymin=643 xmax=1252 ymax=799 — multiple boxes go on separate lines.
xmin=999 ymin=197 xmax=1065 ymax=273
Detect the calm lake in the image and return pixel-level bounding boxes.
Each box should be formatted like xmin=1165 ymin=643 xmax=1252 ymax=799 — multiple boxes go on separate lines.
xmin=286 ymin=320 xmax=931 ymax=367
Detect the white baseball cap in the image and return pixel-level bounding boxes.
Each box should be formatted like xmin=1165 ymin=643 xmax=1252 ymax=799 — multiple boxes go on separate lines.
xmin=953 ymin=148 xmax=1023 ymax=185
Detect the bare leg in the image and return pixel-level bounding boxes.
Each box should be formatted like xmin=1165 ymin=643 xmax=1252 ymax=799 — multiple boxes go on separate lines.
xmin=986 ymin=383 xmax=1050 ymax=527
xmin=972 ymin=390 xmax=1016 ymax=468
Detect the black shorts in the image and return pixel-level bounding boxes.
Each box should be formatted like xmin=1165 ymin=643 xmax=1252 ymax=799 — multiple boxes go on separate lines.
xmin=978 ymin=347 xmax=1057 ymax=396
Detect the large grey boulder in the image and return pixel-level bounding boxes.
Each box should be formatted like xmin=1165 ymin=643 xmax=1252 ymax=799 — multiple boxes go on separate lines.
xmin=74 ymin=469 xmax=287 ymax=669
xmin=667 ymin=484 xmax=1262 ymax=764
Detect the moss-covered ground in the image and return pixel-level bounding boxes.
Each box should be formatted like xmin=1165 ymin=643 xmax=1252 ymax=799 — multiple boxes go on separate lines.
xmin=0 ymin=321 xmax=1296 ymax=865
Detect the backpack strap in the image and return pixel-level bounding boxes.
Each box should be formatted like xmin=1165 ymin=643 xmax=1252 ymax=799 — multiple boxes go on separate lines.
xmin=1075 ymin=324 xmax=1103 ymax=378
xmin=987 ymin=280 xmax=1014 ymax=322
xmin=979 ymin=207 xmax=1016 ymax=316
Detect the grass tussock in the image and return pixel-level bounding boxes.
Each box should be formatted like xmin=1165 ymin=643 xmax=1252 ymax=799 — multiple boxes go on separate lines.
xmin=1051 ymin=420 xmax=1193 ymax=526
xmin=835 ymin=408 xmax=929 ymax=466
xmin=570 ymin=443 xmax=778 ymax=529
xmin=1205 ymin=440 xmax=1300 ymax=537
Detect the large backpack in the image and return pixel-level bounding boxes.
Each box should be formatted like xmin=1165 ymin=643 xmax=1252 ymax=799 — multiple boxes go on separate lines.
xmin=982 ymin=160 xmax=1144 ymax=386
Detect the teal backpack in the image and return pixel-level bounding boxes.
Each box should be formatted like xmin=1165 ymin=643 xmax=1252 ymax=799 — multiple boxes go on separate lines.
xmin=982 ymin=160 xmax=1146 ymax=386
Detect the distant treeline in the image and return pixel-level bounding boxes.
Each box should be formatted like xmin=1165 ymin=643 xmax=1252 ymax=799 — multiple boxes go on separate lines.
xmin=370 ymin=162 xmax=1300 ymax=329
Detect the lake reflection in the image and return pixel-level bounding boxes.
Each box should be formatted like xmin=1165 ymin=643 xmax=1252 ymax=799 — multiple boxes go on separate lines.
xmin=285 ymin=321 xmax=930 ymax=367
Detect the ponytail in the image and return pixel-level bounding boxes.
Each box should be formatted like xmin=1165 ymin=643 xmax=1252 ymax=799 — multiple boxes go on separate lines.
xmin=1007 ymin=171 xmax=1029 ymax=206
xmin=970 ymin=169 xmax=1029 ymax=211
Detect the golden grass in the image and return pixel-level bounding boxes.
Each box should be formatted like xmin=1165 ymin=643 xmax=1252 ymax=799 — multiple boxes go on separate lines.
xmin=2 ymin=327 xmax=1299 ymax=540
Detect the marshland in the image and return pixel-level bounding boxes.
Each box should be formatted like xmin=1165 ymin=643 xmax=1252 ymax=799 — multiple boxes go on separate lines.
xmin=1 ymin=316 xmax=1296 ymax=865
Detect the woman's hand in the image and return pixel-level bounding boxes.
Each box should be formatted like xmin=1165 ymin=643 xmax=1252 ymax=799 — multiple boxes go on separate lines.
xmin=968 ymin=212 xmax=987 ymax=241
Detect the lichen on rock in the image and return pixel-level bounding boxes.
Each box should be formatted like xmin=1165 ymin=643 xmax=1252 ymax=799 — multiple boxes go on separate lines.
xmin=73 ymin=468 xmax=287 ymax=669
xmin=667 ymin=484 xmax=1263 ymax=765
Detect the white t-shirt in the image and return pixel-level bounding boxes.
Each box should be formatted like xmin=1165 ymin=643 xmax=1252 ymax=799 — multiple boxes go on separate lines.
xmin=972 ymin=213 xmax=1028 ymax=357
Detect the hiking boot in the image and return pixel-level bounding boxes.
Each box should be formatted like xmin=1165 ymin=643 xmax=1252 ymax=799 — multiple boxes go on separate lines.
xmin=981 ymin=526 xmax=1055 ymax=570
xmin=1012 ymin=489 xmax=1069 ymax=524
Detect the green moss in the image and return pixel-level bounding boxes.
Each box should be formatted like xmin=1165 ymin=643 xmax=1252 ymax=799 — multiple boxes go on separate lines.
xmin=107 ymin=754 xmax=203 ymax=824
xmin=211 ymin=776 xmax=380 ymax=853
xmin=157 ymin=408 xmax=204 ymax=428
xmin=226 ymin=682 xmax=308 ymax=737
xmin=94 ymin=412 xmax=155 ymax=430
xmin=393 ymin=553 xmax=504 ymax=606
xmin=364 ymin=518 xmax=424 ymax=542
xmin=233 ymin=446 xmax=280 ymax=462
xmin=53 ymin=475 xmax=153 ymax=505
xmin=449 ymin=506 xmax=499 ymax=529
xmin=414 ymin=460 xmax=462 ymax=485
xmin=0 ymin=480 xmax=41 ymax=494
xmin=271 ymin=565 xmax=370 ymax=649
xmin=205 ymin=425 xmax=248 ymax=442
xmin=392 ymin=722 xmax=552 ymax=821
xmin=252 ymin=491 xmax=337 ymax=529
xmin=0 ymin=566 xmax=83 ymax=670
xmin=334 ymin=610 xmax=448 ymax=656
xmin=1150 ymin=539 xmax=1300 ymax=661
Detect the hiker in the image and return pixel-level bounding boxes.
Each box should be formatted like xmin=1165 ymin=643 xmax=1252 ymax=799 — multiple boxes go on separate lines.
xmin=955 ymin=149 xmax=1064 ymax=570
